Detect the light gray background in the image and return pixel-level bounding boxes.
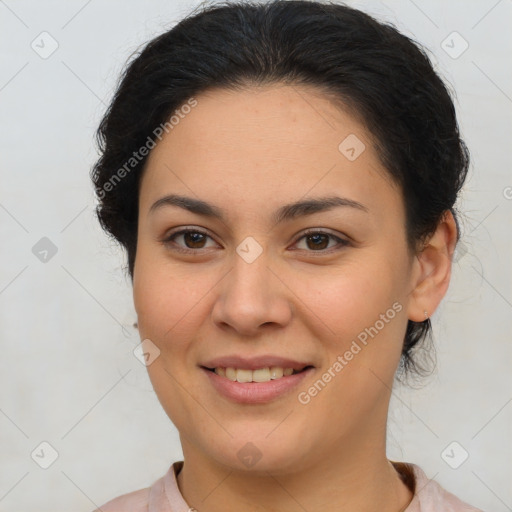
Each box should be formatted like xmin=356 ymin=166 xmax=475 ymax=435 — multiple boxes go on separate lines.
xmin=0 ymin=0 xmax=511 ymax=510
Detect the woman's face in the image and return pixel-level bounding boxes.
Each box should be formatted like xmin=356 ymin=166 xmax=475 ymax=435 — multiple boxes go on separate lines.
xmin=133 ymin=84 xmax=421 ymax=473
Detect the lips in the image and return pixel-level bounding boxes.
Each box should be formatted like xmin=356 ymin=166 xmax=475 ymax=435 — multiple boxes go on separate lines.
xmin=201 ymin=365 xmax=315 ymax=404
xmin=199 ymin=354 xmax=316 ymax=403
xmin=201 ymin=355 xmax=314 ymax=372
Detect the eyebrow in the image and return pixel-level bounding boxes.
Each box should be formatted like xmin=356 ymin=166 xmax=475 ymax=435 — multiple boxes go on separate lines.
xmin=149 ymin=193 xmax=368 ymax=224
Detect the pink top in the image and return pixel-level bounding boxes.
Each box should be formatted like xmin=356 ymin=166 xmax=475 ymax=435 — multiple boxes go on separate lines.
xmin=94 ymin=460 xmax=484 ymax=512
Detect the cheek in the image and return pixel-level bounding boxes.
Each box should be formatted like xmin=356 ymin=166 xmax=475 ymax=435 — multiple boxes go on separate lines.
xmin=132 ymin=252 xmax=216 ymax=426
xmin=291 ymin=258 xmax=400 ymax=334
xmin=289 ymin=256 xmax=408 ymax=385
xmin=293 ymin=267 xmax=407 ymax=417
xmin=132 ymin=251 xmax=217 ymax=347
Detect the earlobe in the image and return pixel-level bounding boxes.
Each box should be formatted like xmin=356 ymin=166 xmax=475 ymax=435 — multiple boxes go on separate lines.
xmin=406 ymin=210 xmax=458 ymax=322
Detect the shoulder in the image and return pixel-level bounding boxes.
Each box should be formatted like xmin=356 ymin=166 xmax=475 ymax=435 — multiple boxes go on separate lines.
xmin=402 ymin=462 xmax=485 ymax=512
xmin=92 ymin=486 xmax=151 ymax=512
xmin=91 ymin=465 xmax=172 ymax=512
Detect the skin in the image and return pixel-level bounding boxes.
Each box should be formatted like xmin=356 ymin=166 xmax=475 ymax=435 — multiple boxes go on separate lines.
xmin=132 ymin=83 xmax=457 ymax=512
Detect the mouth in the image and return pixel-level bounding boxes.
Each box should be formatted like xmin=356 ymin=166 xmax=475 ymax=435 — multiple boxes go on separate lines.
xmin=201 ymin=365 xmax=315 ymax=383
xmin=201 ymin=364 xmax=315 ymax=404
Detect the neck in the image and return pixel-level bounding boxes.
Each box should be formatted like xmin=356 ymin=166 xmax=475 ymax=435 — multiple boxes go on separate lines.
xmin=176 ymin=433 xmax=413 ymax=512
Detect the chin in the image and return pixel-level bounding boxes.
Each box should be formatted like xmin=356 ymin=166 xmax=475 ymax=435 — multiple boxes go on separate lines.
xmin=202 ymin=429 xmax=314 ymax=475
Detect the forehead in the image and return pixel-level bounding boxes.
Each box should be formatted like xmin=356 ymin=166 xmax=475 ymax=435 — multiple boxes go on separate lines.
xmin=139 ymin=83 xmax=401 ymax=222
xmin=154 ymin=83 xmax=367 ymax=158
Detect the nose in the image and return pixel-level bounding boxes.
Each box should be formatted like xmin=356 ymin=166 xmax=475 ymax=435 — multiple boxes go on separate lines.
xmin=211 ymin=250 xmax=293 ymax=337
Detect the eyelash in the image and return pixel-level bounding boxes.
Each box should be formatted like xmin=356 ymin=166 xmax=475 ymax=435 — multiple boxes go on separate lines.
xmin=161 ymin=227 xmax=350 ymax=255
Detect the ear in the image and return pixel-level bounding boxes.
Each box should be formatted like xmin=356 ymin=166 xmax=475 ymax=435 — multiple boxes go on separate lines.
xmin=407 ymin=210 xmax=458 ymax=322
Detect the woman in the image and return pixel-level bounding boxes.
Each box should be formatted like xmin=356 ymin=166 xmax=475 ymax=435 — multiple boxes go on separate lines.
xmin=91 ymin=1 xmax=482 ymax=510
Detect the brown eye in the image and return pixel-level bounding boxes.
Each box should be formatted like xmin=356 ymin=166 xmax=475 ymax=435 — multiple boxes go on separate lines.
xmin=181 ymin=231 xmax=208 ymax=249
xmin=162 ymin=228 xmax=217 ymax=253
xmin=305 ymin=233 xmax=329 ymax=250
xmin=294 ymin=230 xmax=349 ymax=252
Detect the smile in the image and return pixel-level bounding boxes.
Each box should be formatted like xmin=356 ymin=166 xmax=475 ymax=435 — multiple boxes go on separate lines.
xmin=206 ymin=366 xmax=311 ymax=383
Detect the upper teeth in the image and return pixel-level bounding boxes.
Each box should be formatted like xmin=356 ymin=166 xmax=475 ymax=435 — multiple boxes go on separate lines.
xmin=214 ymin=367 xmax=295 ymax=382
